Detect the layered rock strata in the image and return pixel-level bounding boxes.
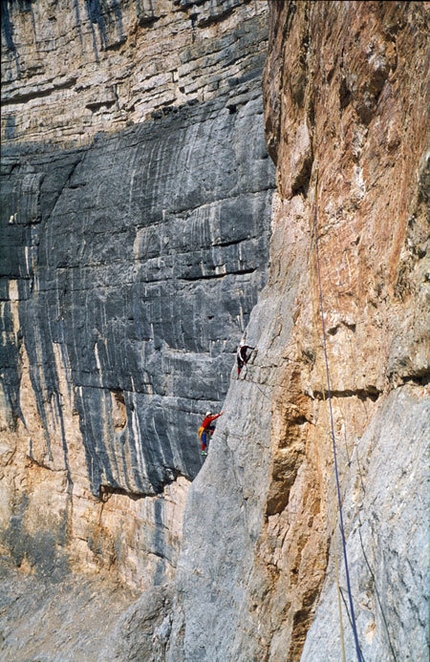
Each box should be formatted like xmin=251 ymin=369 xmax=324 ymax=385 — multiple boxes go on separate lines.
xmin=0 ymin=1 xmax=429 ymax=661
xmin=0 ymin=0 xmax=274 ymax=639
xmin=167 ymin=2 xmax=429 ymax=661
xmin=1 ymin=0 xmax=269 ymax=146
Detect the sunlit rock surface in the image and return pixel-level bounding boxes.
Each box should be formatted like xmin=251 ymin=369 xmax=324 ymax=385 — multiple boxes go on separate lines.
xmin=0 ymin=2 xmax=274 ymax=658
xmin=167 ymin=2 xmax=429 ymax=660
xmin=1 ymin=1 xmax=429 ymax=661
xmin=1 ymin=0 xmax=269 ymax=146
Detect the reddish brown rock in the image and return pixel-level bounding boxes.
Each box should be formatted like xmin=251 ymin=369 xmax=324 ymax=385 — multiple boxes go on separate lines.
xmin=170 ymin=3 xmax=428 ymax=661
xmin=257 ymin=1 xmax=429 ymax=658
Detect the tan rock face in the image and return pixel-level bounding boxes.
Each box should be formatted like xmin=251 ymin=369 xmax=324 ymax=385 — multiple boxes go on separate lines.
xmin=166 ymin=3 xmax=427 ymax=661
xmin=0 ymin=335 xmax=190 ymax=590
xmin=256 ymin=1 xmax=429 ymax=658
xmin=1 ymin=0 xmax=268 ymax=145
xmin=0 ymin=288 xmax=189 ymax=589
xmin=1 ymin=0 xmax=273 ymax=598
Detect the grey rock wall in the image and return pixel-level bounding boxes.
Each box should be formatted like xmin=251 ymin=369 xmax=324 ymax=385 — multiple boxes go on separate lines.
xmin=1 ymin=90 xmax=275 ymax=499
xmin=165 ymin=201 xmax=302 ymax=662
xmin=163 ymin=2 xmax=430 ymax=660
xmin=0 ymin=1 xmax=278 ymax=659
xmin=0 ymin=559 xmax=139 ymax=662
xmin=301 ymin=385 xmax=429 ymax=662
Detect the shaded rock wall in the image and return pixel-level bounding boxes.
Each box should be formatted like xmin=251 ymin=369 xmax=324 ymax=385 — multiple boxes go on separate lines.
xmin=0 ymin=0 xmax=275 ymax=600
xmin=168 ymin=2 xmax=429 ymax=661
xmin=0 ymin=1 xmax=428 ymax=661
xmin=0 ymin=560 xmax=140 ymax=661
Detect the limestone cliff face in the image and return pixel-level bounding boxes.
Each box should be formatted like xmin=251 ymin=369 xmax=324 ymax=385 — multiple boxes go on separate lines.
xmin=0 ymin=1 xmax=429 ymax=661
xmin=2 ymin=0 xmax=268 ymax=145
xmin=0 ymin=0 xmax=274 ymax=638
xmin=167 ymin=2 xmax=429 ymax=661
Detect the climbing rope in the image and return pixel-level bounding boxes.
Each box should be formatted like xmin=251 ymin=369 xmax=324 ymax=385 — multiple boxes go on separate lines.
xmin=350 ymin=435 xmax=398 ymax=661
xmin=312 ymin=200 xmax=364 ymax=662
xmin=323 ymin=384 xmax=348 ymax=662
xmin=240 ymin=364 xmax=272 ymax=400
xmin=334 ymin=523 xmax=347 ymax=662
xmin=336 ymin=337 xmax=398 ymax=662
xmin=339 ymin=587 xmax=366 ymax=661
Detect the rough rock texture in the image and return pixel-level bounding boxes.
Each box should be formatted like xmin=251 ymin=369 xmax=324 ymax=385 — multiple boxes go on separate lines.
xmin=301 ymin=385 xmax=428 ymax=661
xmin=1 ymin=0 xmax=269 ymax=145
xmin=167 ymin=2 xmax=429 ymax=661
xmin=97 ymin=583 xmax=174 ymax=661
xmin=1 ymin=1 xmax=429 ymax=661
xmin=0 ymin=558 xmax=139 ymax=661
xmin=0 ymin=0 xmax=275 ymax=649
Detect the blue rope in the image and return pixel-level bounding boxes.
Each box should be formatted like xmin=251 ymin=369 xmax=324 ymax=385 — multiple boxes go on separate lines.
xmin=313 ymin=203 xmax=364 ymax=662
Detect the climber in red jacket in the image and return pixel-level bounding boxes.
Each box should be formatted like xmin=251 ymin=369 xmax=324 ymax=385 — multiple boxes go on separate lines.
xmin=198 ymin=411 xmax=223 ymax=456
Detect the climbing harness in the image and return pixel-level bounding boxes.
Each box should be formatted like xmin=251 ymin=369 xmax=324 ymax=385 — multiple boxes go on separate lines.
xmin=312 ymin=199 xmax=364 ymax=662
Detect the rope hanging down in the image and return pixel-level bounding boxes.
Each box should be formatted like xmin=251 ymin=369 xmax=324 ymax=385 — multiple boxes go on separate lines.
xmin=338 ymin=401 xmax=397 ymax=662
xmin=241 ymin=364 xmax=272 ymax=400
xmin=312 ymin=202 xmax=364 ymax=662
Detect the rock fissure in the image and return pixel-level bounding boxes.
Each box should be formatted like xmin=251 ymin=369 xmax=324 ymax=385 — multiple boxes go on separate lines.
xmin=312 ymin=388 xmax=381 ymax=403
xmin=2 ymin=76 xmax=79 ymax=105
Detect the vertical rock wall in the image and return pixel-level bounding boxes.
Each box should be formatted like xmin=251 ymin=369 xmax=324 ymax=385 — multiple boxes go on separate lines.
xmin=0 ymin=1 xmax=428 ymax=660
xmin=2 ymin=0 xmax=268 ymax=145
xmin=0 ymin=0 xmax=275 ymax=607
xmin=168 ymin=2 xmax=429 ymax=661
